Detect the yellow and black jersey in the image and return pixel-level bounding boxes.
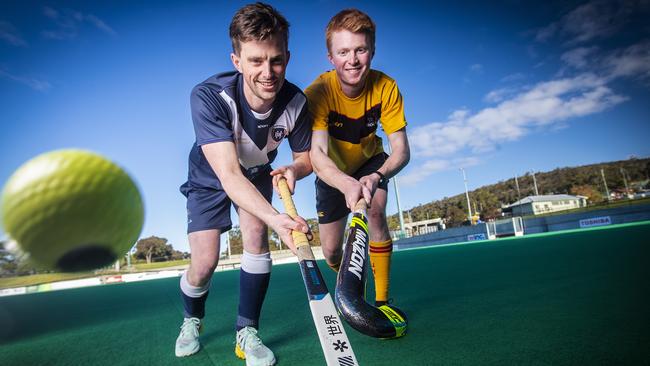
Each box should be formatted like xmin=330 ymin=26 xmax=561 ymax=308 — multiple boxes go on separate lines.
xmin=305 ymin=69 xmax=407 ymax=175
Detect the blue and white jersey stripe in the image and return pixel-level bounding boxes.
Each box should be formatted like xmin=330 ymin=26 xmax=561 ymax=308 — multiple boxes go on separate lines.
xmin=183 ymin=71 xmax=311 ymax=191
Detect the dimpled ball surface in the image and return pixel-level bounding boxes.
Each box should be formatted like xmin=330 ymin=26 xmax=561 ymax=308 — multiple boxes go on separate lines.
xmin=1 ymin=149 xmax=144 ymax=271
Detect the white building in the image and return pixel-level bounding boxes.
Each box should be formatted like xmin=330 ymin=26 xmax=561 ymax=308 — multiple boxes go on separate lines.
xmin=390 ymin=218 xmax=445 ymax=240
xmin=503 ymin=194 xmax=587 ymax=216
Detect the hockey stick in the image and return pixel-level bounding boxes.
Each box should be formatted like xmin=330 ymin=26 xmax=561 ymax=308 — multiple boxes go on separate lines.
xmin=335 ymin=199 xmax=408 ymax=339
xmin=277 ymin=178 xmax=359 ymax=366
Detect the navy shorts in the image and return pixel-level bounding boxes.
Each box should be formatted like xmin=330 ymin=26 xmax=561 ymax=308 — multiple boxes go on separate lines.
xmin=180 ymin=167 xmax=273 ymax=233
xmin=315 ymin=153 xmax=389 ymax=224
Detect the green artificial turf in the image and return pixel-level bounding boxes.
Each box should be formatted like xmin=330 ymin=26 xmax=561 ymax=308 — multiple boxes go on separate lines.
xmin=1 ymin=222 xmax=648 ymax=365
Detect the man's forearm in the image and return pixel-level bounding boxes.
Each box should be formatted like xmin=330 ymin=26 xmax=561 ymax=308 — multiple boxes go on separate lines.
xmin=377 ymin=130 xmax=410 ymax=179
xmin=311 ymin=149 xmax=355 ymax=190
xmin=220 ymin=171 xmax=278 ymax=223
xmin=376 ymin=152 xmax=409 ymax=179
xmin=310 ymin=130 xmax=358 ymax=192
xmin=291 ymin=152 xmax=313 ymax=181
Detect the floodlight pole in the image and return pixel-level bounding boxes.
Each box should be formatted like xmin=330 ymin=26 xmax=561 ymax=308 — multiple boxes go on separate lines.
xmin=386 ymin=143 xmax=406 ymax=236
xmin=460 ymin=167 xmax=472 ymax=222
xmin=393 ymin=177 xmax=406 ymax=233
xmin=225 ymin=232 xmax=231 ymax=258
xmin=127 ymin=244 xmax=135 ymax=268
xmin=601 ymin=168 xmax=610 ymax=201
xmin=620 ymin=168 xmax=629 ymax=197
xmin=514 ymin=175 xmax=521 ymax=201
xmin=531 ymin=171 xmax=539 ymax=196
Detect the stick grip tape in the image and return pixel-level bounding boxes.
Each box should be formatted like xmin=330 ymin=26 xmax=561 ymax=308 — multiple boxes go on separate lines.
xmin=277 ymin=178 xmax=310 ymax=249
xmin=354 ymin=198 xmax=367 ymax=214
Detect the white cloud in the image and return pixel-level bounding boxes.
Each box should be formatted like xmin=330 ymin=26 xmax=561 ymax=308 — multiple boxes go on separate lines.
xmin=470 ymin=63 xmax=483 ymax=73
xmin=0 ymin=21 xmax=28 ymax=47
xmin=602 ymin=40 xmax=650 ymax=81
xmin=561 ymin=46 xmax=599 ymax=68
xmin=534 ymin=23 xmax=557 ymax=43
xmin=400 ymin=160 xmax=450 ymax=185
xmin=472 ymin=74 xmax=625 ymax=144
xmin=41 ymin=6 xmax=117 ymax=40
xmin=0 ymin=69 xmax=51 ymax=91
xmin=403 ymin=73 xmax=626 ymax=184
xmin=456 ymin=157 xmax=480 ymax=169
xmin=85 ymin=14 xmax=117 ymax=36
xmin=401 ymin=1 xmax=649 ymax=187
xmin=560 ymin=1 xmax=624 ymax=44
xmin=500 ymin=73 xmax=527 ymax=83
xmin=400 ymin=157 xmax=480 ymax=186
xmin=43 ymin=6 xmax=59 ymax=20
xmin=535 ymin=0 xmax=645 ymax=45
xmin=558 ymin=40 xmax=650 ymax=84
xmin=463 ymin=64 xmax=485 ymax=84
xmin=484 ymin=86 xmax=519 ymax=103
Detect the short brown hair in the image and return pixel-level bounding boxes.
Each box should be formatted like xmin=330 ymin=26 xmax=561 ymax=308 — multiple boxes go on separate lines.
xmin=229 ymin=2 xmax=290 ymax=55
xmin=325 ymin=9 xmax=376 ymax=52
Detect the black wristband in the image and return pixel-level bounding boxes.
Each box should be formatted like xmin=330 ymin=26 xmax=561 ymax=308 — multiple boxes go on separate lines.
xmin=372 ymin=171 xmax=386 ymax=184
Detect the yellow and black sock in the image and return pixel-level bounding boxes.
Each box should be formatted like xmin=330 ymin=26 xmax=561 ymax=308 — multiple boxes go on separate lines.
xmin=369 ymin=239 xmax=393 ymax=304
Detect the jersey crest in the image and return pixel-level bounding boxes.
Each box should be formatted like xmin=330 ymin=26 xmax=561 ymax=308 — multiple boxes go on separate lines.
xmin=272 ymin=126 xmax=287 ymax=142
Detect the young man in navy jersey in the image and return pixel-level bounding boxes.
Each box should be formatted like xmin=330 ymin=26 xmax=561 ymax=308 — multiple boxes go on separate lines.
xmin=176 ymin=4 xmax=312 ymax=365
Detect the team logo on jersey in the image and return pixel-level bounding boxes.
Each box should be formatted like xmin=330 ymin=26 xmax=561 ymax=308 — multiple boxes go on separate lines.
xmin=365 ymin=104 xmax=381 ymax=129
xmin=366 ymin=116 xmax=377 ymax=128
xmin=272 ymin=127 xmax=287 ymax=142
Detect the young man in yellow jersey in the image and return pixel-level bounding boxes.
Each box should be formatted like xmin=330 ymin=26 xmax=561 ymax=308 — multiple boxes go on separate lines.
xmin=306 ymin=9 xmax=410 ymax=308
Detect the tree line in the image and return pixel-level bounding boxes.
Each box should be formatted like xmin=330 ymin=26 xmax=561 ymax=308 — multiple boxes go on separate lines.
xmin=133 ymin=236 xmax=188 ymax=263
xmin=0 ymin=236 xmax=190 ymax=277
xmin=387 ymin=157 xmax=650 ymax=230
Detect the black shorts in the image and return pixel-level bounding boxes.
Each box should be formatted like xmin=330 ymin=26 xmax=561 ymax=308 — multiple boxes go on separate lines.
xmin=315 ymin=153 xmax=389 ymax=224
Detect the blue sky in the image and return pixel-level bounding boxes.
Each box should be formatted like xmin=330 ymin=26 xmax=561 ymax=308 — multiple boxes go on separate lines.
xmin=1 ymin=0 xmax=649 ymax=253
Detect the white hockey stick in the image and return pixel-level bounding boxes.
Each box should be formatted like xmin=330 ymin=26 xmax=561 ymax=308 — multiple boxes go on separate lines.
xmin=278 ymin=178 xmax=359 ymax=366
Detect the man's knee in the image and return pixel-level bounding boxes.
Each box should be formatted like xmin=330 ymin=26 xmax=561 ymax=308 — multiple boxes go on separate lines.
xmin=367 ymin=206 xmax=391 ymax=241
xmin=188 ymin=261 xmax=217 ymax=286
xmin=242 ymin=222 xmax=267 ymax=239
xmin=318 ymin=217 xmax=346 ymax=264
xmin=368 ymin=205 xmax=388 ymax=228
xmin=322 ymin=245 xmax=342 ymax=264
xmin=368 ymin=208 xmax=386 ymax=222
xmin=240 ymin=216 xmax=269 ymax=253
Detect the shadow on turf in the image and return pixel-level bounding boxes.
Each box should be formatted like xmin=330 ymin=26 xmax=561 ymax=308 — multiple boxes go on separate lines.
xmin=0 ymin=275 xmax=240 ymax=344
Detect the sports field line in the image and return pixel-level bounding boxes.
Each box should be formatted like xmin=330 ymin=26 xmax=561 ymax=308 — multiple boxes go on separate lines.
xmin=397 ymin=220 xmax=650 ymax=253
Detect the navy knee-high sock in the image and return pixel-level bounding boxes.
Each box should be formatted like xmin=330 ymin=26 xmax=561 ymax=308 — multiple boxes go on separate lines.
xmin=236 ymin=251 xmax=272 ymax=331
xmin=180 ymin=271 xmax=211 ymax=319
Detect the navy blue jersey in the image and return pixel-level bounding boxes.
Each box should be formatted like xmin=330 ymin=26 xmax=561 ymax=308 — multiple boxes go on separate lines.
xmin=183 ymin=71 xmax=311 ymax=191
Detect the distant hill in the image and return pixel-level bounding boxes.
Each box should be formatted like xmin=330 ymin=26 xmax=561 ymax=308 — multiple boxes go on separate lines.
xmin=388 ymin=157 xmax=650 ymax=230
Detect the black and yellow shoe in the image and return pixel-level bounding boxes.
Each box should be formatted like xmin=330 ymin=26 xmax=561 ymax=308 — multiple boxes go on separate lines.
xmin=375 ymin=300 xmax=408 ymax=339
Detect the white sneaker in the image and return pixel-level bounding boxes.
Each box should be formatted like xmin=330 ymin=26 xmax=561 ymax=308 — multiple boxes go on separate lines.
xmin=175 ymin=317 xmax=202 ymax=357
xmin=235 ymin=326 xmax=276 ymax=366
